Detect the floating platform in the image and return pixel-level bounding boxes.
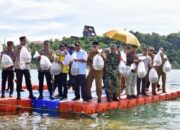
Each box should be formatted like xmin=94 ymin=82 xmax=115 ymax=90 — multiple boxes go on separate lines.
xmin=0 ymin=89 xmax=179 ymax=115
xmin=22 ymin=85 xmax=48 ymax=90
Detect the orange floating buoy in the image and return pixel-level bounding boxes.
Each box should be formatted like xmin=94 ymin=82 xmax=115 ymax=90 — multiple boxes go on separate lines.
xmin=159 ymin=94 xmax=166 ymax=101
xmin=144 ymin=96 xmax=152 ymax=104
xmin=43 ymin=85 xmax=48 ymax=90
xmin=72 ymin=102 xmax=86 ymax=113
xmin=17 ymin=98 xmax=32 ymax=111
xmin=0 ymin=98 xmax=17 ymax=112
xmin=96 ymin=102 xmax=109 ymax=113
xmin=171 ymin=92 xmax=178 ymax=99
xmin=107 ymin=101 xmax=119 ymax=110
xmin=32 ymin=85 xmax=39 ymax=90
xmin=17 ymin=98 xmax=32 ymax=109
xmin=165 ymin=93 xmax=172 ymax=100
xmin=178 ymin=91 xmax=180 ymax=98
xmin=118 ymin=99 xmax=128 ymax=110
xmin=59 ymin=101 xmax=74 ymax=112
xmin=127 ymin=98 xmax=138 ymax=108
xmin=21 ymin=85 xmax=48 ymax=90
xmin=22 ymin=86 xmax=26 ymax=90
xmin=137 ymin=97 xmax=145 ymax=106
xmin=151 ymin=95 xmax=160 ymax=103
xmin=83 ymin=102 xmax=97 ymax=115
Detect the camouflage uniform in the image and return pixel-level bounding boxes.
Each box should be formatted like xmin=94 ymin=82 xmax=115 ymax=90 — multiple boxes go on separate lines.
xmin=105 ymin=53 xmax=120 ymax=96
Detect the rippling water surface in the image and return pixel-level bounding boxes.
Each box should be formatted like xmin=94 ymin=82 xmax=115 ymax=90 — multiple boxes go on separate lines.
xmin=0 ymin=69 xmax=179 ymax=130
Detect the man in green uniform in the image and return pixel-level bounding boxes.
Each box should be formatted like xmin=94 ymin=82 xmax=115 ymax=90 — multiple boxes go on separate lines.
xmin=105 ymin=44 xmax=120 ymax=102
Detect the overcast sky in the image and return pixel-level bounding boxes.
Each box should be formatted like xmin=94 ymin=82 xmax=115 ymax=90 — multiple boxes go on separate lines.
xmin=0 ymin=0 xmax=180 ymax=43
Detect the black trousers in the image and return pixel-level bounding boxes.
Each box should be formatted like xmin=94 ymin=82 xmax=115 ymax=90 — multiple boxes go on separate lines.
xmin=137 ymin=75 xmax=147 ymax=95
xmin=146 ymin=80 xmax=150 ymax=89
xmin=54 ymin=73 xmax=67 ymax=98
xmin=1 ymin=69 xmax=14 ymax=95
xmin=15 ymin=69 xmax=33 ymax=97
xmin=74 ymin=75 xmax=87 ymax=100
xmin=38 ymin=70 xmax=53 ymax=97
xmin=67 ymin=71 xmax=76 ymax=90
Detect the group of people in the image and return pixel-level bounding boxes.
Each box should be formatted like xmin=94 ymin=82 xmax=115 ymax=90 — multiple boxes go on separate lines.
xmin=0 ymin=36 xmax=168 ymax=103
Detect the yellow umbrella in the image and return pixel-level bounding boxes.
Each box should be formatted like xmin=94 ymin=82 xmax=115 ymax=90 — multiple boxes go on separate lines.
xmin=104 ymin=29 xmax=140 ymax=47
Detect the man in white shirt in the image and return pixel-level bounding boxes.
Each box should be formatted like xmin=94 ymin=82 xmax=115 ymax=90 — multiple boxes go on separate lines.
xmin=14 ymin=36 xmax=35 ymax=100
xmin=72 ymin=41 xmax=88 ymax=101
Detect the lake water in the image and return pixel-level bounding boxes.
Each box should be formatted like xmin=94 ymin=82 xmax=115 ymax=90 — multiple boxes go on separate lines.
xmin=0 ymin=69 xmax=179 ymax=130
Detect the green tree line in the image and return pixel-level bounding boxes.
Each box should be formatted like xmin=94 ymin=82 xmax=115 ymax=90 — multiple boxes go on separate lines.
xmin=29 ymin=31 xmax=180 ymax=69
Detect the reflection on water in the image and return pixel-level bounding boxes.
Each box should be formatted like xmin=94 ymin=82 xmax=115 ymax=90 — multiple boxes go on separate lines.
xmin=0 ymin=70 xmax=179 ymax=130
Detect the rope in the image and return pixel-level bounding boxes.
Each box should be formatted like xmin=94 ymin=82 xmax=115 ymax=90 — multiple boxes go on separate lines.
xmin=0 ymin=103 xmax=80 ymax=114
xmin=0 ymin=103 xmax=58 ymax=112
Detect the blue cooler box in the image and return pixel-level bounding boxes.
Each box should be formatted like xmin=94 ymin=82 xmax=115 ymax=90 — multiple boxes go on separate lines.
xmin=45 ymin=99 xmax=60 ymax=110
xmin=32 ymin=99 xmax=60 ymax=110
xmin=32 ymin=99 xmax=46 ymax=109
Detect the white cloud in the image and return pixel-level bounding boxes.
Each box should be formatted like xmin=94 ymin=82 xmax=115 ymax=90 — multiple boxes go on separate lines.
xmin=0 ymin=24 xmax=16 ymax=30
xmin=1 ymin=0 xmax=180 ymax=43
xmin=0 ymin=0 xmax=72 ymax=20
xmin=0 ymin=21 xmax=70 ymax=44
xmin=66 ymin=0 xmax=180 ymax=34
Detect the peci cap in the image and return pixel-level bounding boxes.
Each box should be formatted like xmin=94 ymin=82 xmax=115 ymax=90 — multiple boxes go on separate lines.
xmin=7 ymin=41 xmax=14 ymax=46
xmin=131 ymin=45 xmax=138 ymax=48
xmin=92 ymin=41 xmax=99 ymax=46
xmin=130 ymin=45 xmax=137 ymax=49
xmin=19 ymin=36 xmax=26 ymax=41
xmin=43 ymin=40 xmax=49 ymax=44
xmin=125 ymin=45 xmax=131 ymax=50
xmin=59 ymin=43 xmax=65 ymax=48
xmin=74 ymin=41 xmax=81 ymax=46
xmin=63 ymin=43 xmax=68 ymax=47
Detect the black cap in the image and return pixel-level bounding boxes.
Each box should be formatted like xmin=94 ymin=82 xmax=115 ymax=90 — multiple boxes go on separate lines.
xmin=92 ymin=41 xmax=99 ymax=46
xmin=7 ymin=41 xmax=14 ymax=46
xmin=59 ymin=43 xmax=65 ymax=48
xmin=75 ymin=41 xmax=81 ymax=46
xmin=131 ymin=45 xmax=138 ymax=48
xmin=19 ymin=36 xmax=26 ymax=41
xmin=44 ymin=40 xmax=49 ymax=44
xmin=125 ymin=45 xmax=131 ymax=50
xmin=63 ymin=43 xmax=68 ymax=47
